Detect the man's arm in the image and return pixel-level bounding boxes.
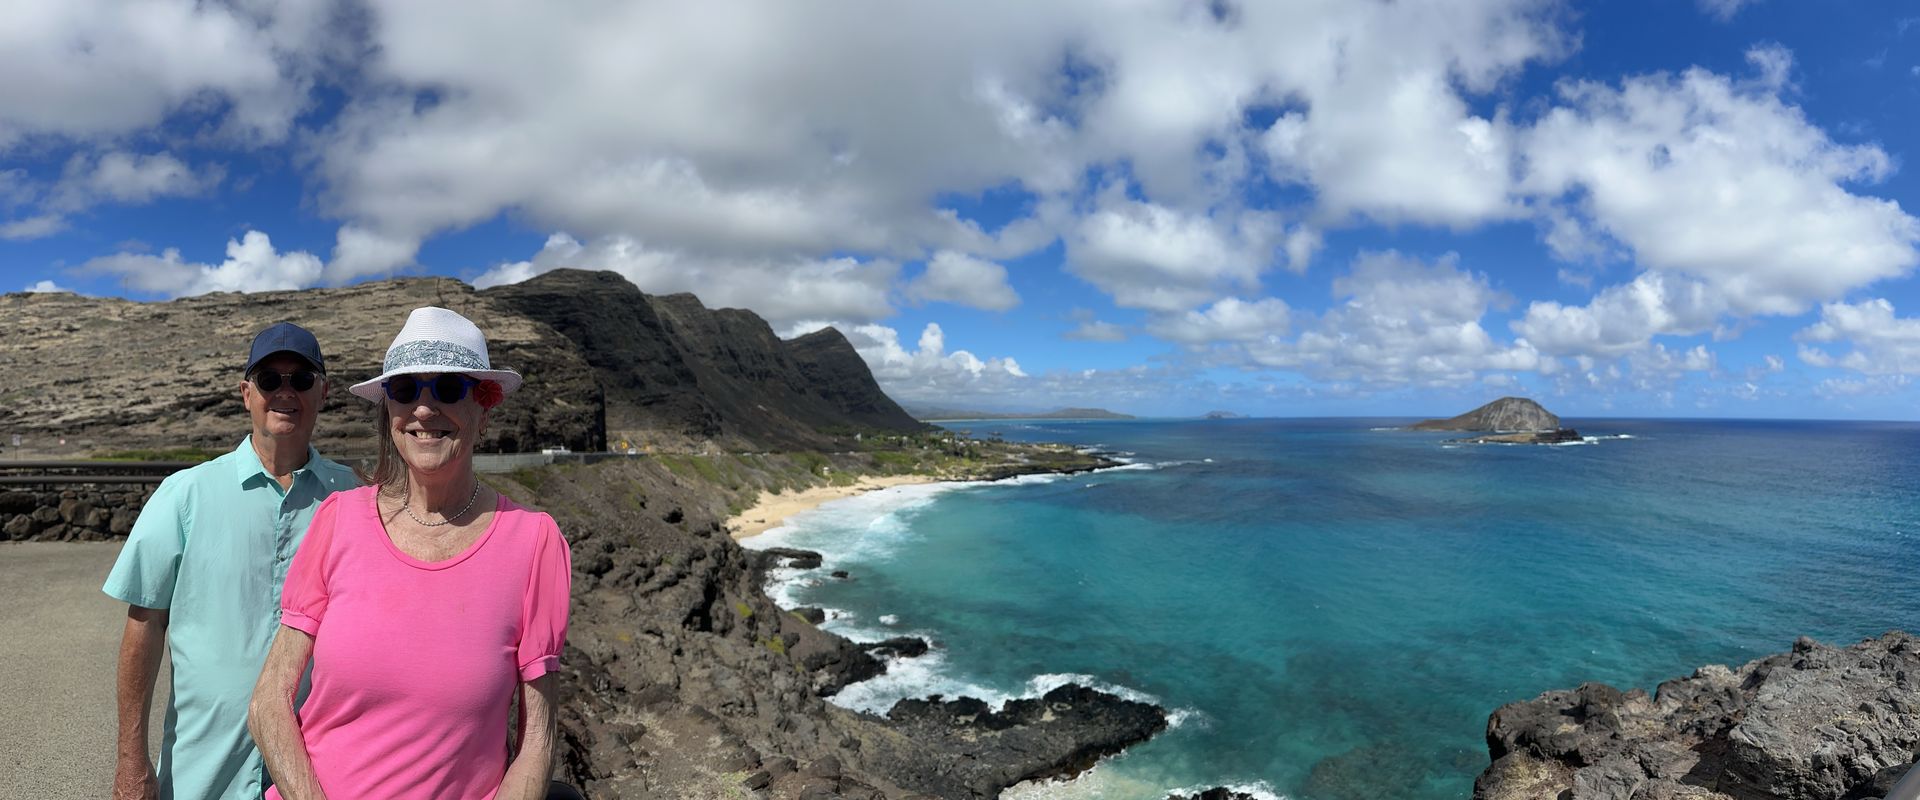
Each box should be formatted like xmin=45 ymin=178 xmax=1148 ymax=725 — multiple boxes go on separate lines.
xmin=498 ymin=673 xmax=559 ymax=800
xmin=113 ymin=605 xmax=167 ymax=800
xmin=249 ymin=625 xmax=326 ymax=800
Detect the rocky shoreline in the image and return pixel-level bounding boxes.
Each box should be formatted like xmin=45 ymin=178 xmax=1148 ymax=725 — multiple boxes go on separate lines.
xmin=514 ymin=448 xmax=1176 ymax=798
xmin=1474 ymin=632 xmax=1918 ymax=800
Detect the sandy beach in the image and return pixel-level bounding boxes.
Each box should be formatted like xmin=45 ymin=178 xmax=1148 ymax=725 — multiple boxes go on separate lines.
xmin=728 ymin=475 xmax=940 ymax=539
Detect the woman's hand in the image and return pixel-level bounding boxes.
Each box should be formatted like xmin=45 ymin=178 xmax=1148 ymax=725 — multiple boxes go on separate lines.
xmin=248 ymin=625 xmax=328 ymax=800
xmin=498 ymin=673 xmax=559 ymax=800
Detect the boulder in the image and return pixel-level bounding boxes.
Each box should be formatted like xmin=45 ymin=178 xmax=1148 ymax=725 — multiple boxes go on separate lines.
xmin=1473 ymin=632 xmax=1920 ymax=800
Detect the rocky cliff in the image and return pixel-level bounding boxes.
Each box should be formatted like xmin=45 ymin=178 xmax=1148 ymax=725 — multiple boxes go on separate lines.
xmin=0 ymin=271 xmax=925 ymax=457
xmin=1410 ymin=397 xmax=1561 ymax=432
xmin=1474 ymin=632 xmax=1918 ymax=800
xmin=498 ymin=449 xmax=1163 ymax=799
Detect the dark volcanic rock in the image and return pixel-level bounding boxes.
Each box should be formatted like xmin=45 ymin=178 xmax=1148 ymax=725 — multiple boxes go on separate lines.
xmin=759 ymin=547 xmax=825 ymax=571
xmin=877 ymin=684 xmax=1169 ymax=798
xmin=1453 ymin=428 xmax=1583 ymax=445
xmin=1411 ymin=397 xmax=1560 ymax=432
xmin=1473 ymin=631 xmax=1920 ymax=800
xmin=1168 ymin=790 xmax=1262 ymax=800
xmin=861 ymin=637 xmax=931 ymax=659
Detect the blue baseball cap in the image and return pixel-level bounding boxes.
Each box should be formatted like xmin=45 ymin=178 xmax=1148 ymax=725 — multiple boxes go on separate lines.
xmin=245 ymin=322 xmax=326 ymax=375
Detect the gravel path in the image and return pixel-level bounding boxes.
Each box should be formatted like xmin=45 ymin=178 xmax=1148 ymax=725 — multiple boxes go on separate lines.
xmin=1 ymin=542 xmax=167 ymax=799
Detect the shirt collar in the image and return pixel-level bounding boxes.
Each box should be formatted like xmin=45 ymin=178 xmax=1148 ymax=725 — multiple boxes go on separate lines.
xmin=232 ymin=435 xmax=322 ymax=487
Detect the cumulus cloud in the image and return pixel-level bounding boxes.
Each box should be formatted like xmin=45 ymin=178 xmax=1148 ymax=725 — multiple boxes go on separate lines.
xmin=0 ymin=0 xmax=331 ymax=147
xmin=298 ymin=0 xmax=1569 ymax=312
xmin=905 ymin=251 xmax=1019 ymax=311
xmin=1513 ymin=272 xmax=1725 ymax=358
xmin=1795 ymin=299 xmax=1920 ymax=375
xmin=326 ymin=225 xmax=420 ymax=284
xmin=839 ymin=322 xmax=1028 ymax=402
xmin=22 ymin=279 xmax=69 ymax=293
xmin=1518 ymin=56 xmax=1919 ymax=319
xmin=1147 ymin=297 xmax=1291 ymax=345
xmin=77 ymin=230 xmax=323 ymax=298
xmin=473 ymin=233 xmax=898 ymax=329
xmin=0 ymin=214 xmax=68 ymax=241
xmin=1236 ymin=251 xmax=1545 ymax=385
xmin=1066 ymin=189 xmax=1284 ymax=311
xmin=51 ymin=151 xmax=223 ymax=210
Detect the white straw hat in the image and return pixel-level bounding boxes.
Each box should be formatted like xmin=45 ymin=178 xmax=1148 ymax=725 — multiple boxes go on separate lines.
xmin=349 ymin=307 xmax=523 ymax=402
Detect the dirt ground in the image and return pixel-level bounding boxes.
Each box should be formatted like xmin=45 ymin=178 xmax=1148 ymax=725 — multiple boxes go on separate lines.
xmin=0 ymin=542 xmax=167 ymax=799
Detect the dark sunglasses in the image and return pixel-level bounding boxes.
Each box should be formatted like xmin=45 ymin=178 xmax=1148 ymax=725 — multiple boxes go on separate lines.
xmin=251 ymin=369 xmax=320 ymax=393
xmin=383 ymin=373 xmax=479 ymax=404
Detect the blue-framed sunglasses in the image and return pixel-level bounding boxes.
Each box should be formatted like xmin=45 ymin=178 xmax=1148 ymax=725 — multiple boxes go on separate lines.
xmin=383 ymin=373 xmax=479 ymax=404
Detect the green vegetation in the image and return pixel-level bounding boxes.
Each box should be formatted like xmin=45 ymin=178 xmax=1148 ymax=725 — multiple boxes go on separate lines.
xmin=92 ymin=447 xmax=222 ymax=462
xmin=507 ymin=467 xmax=551 ymax=493
xmin=732 ymin=601 xmax=753 ymax=620
xmin=763 ymin=636 xmax=787 ymax=656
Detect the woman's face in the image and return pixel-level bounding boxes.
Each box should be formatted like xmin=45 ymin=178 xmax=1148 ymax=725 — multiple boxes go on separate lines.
xmin=385 ymin=373 xmax=488 ymax=477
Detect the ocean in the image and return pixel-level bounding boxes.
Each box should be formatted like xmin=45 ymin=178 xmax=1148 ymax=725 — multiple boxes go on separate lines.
xmin=741 ymin=418 xmax=1920 ymax=800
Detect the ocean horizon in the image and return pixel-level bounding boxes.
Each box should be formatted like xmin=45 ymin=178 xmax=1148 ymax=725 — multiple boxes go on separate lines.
xmin=742 ymin=418 xmax=1920 ymax=799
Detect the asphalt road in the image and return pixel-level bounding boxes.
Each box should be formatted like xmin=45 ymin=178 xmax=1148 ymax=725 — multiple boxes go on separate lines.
xmin=1 ymin=542 xmax=168 ymax=799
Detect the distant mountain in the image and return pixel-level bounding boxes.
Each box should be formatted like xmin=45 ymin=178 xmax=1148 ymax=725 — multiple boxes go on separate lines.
xmin=0 ymin=269 xmax=926 ymax=456
xmin=909 ymin=405 xmax=1135 ymax=421
xmin=1408 ymin=397 xmax=1559 ymax=432
xmin=1201 ymin=410 xmax=1243 ymax=420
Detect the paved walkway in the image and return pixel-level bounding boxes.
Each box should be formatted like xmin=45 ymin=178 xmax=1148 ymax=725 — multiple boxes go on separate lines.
xmin=1 ymin=542 xmax=167 ymax=799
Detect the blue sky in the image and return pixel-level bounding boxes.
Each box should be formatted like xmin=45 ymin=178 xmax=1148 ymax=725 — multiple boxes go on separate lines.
xmin=5 ymin=0 xmax=1919 ymax=419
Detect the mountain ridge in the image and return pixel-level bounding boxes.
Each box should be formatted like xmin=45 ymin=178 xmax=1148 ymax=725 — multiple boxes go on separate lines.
xmin=0 ymin=270 xmax=925 ymax=457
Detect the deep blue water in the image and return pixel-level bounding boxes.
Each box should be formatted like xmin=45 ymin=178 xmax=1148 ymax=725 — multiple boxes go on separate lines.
xmin=743 ymin=419 xmax=1920 ymax=799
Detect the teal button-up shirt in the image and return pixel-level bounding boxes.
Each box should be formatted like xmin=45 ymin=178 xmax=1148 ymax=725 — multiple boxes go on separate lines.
xmin=103 ymin=437 xmax=360 ymax=800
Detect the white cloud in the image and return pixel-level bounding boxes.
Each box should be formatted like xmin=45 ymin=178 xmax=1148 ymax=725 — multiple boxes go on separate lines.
xmin=1066 ymin=189 xmax=1283 ymax=311
xmin=0 ymin=0 xmax=321 ymax=147
xmin=52 ymin=151 xmax=222 ymax=210
xmin=0 ymin=214 xmax=68 ymax=241
xmin=1697 ymin=0 xmax=1759 ymax=22
xmin=473 ymin=233 xmax=898 ymax=329
xmin=22 ymin=279 xmax=69 ymax=293
xmin=1063 ymin=320 xmax=1127 ymax=342
xmin=1795 ymin=299 xmax=1920 ymax=375
xmin=77 ymin=230 xmax=323 ymax=298
xmin=839 ymin=322 xmax=1029 ymax=402
xmin=1238 ymin=251 xmax=1546 ymax=385
xmin=905 ymin=251 xmax=1019 ymax=311
xmin=325 ymin=225 xmax=421 ymax=284
xmin=1147 ymin=297 xmax=1291 ymax=345
xmin=1512 ymin=272 xmax=1725 ymax=358
xmin=292 ymin=0 xmax=1569 ymax=314
xmin=1518 ymin=57 xmax=1919 ymax=318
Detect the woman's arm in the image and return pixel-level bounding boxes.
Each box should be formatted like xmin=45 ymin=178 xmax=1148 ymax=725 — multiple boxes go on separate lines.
xmin=498 ymin=673 xmax=559 ymax=800
xmin=248 ymin=625 xmax=327 ymax=800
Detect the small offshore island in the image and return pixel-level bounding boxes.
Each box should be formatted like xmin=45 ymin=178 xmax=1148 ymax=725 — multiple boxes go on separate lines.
xmin=1410 ymin=396 xmax=1583 ymax=445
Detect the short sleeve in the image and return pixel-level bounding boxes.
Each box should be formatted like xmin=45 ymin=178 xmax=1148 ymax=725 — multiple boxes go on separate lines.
xmin=102 ymin=475 xmax=191 ymax=609
xmin=279 ymin=491 xmax=343 ymax=635
xmin=515 ymin=515 xmax=572 ymax=682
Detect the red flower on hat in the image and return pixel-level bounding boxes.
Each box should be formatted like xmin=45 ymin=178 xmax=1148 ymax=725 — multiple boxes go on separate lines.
xmin=474 ymin=379 xmax=505 ymax=410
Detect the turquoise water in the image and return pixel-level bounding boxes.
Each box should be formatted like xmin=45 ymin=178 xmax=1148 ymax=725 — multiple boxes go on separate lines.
xmin=744 ymin=419 xmax=1920 ymax=799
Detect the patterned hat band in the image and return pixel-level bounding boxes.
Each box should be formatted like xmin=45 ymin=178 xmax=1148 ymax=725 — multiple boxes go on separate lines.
xmin=347 ymin=306 xmax=523 ymax=403
xmin=384 ymin=339 xmax=487 ymax=373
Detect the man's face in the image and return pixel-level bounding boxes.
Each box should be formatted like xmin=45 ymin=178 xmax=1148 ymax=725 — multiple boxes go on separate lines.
xmin=241 ymin=354 xmax=327 ymax=444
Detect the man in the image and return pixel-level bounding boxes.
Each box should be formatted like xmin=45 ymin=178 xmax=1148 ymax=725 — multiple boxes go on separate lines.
xmin=106 ymin=322 xmax=360 ymax=800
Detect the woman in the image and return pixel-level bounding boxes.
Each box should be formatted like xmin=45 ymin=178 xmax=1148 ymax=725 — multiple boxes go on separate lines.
xmin=250 ymin=307 xmax=571 ymax=800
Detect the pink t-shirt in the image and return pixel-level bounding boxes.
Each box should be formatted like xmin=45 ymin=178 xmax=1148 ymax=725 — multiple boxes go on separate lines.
xmin=268 ymin=486 xmax=570 ymax=800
